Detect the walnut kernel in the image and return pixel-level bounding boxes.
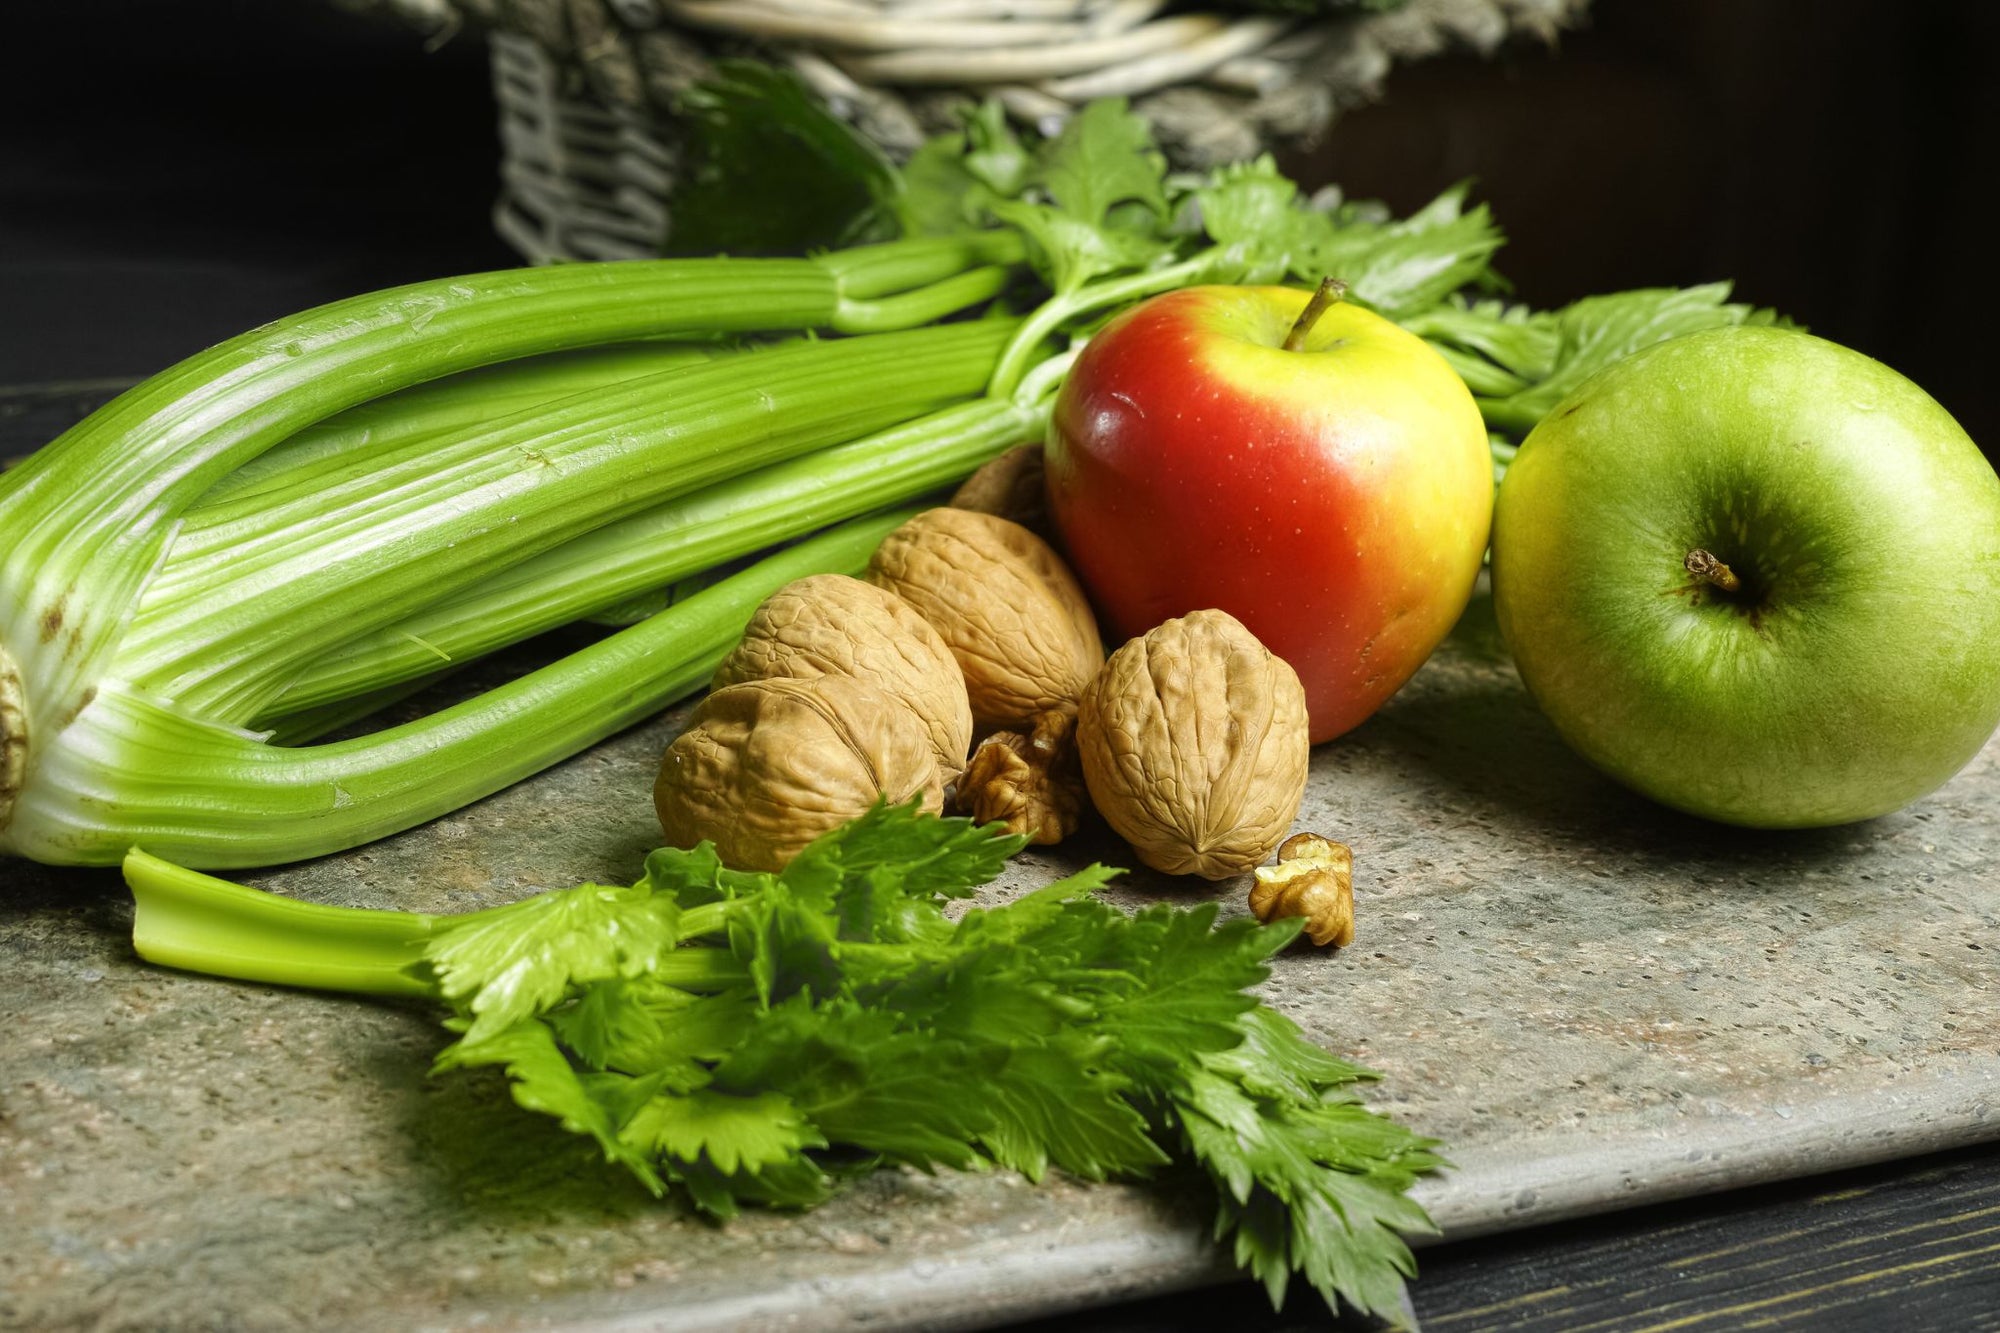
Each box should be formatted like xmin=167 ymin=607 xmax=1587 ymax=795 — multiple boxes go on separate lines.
xmin=1249 ymin=833 xmax=1355 ymax=947
xmin=956 ymin=709 xmax=1086 ymax=844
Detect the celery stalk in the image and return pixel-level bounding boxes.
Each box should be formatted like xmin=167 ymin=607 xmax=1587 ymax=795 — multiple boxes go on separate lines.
xmin=124 ymin=850 xmax=742 ymax=997
xmin=259 ymin=396 xmax=1046 ymax=718
xmin=5 ymin=514 xmax=913 ymax=867
xmin=117 ymin=320 xmax=1017 ymax=726
xmin=256 ymin=674 xmax=453 ymax=748
xmin=195 ymin=342 xmax=724 ymax=511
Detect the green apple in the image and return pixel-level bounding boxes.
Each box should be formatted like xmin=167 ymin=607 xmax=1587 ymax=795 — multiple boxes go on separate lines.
xmin=1492 ymin=325 xmax=2000 ymax=828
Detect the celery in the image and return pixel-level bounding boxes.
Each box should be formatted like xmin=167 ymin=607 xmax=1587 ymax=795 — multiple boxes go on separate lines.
xmin=120 ymin=804 xmax=1443 ymax=1325
xmin=0 ymin=235 xmax=1032 ymax=865
xmin=256 ymin=674 xmax=453 ymax=748
xmin=259 ymin=396 xmax=1045 ymax=719
xmin=118 ymin=319 xmax=1015 ymax=726
xmin=124 ymin=848 xmax=736 ymax=998
xmin=0 ymin=238 xmax=1019 ymax=749
xmin=195 ymin=341 xmax=724 ymax=510
xmin=6 ymin=514 xmax=912 ymax=868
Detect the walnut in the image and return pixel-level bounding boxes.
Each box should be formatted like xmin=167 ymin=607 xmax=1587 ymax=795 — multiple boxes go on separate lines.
xmin=1249 ymin=833 xmax=1355 ymax=947
xmin=867 ymin=509 xmax=1104 ymax=846
xmin=712 ymin=574 xmax=972 ymax=781
xmin=867 ymin=507 xmax=1102 ymax=734
xmin=653 ymin=674 xmax=943 ymax=873
xmin=950 ymin=444 xmax=1048 ymax=535
xmin=1076 ymin=609 xmax=1310 ymax=880
xmin=956 ymin=709 xmax=1086 ymax=844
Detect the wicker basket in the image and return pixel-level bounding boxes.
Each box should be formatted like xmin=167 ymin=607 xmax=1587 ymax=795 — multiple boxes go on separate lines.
xmin=346 ymin=0 xmax=1588 ymax=262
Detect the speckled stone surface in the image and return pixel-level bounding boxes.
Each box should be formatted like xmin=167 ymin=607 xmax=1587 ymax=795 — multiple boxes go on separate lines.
xmin=4 ymin=599 xmax=1996 ymax=1331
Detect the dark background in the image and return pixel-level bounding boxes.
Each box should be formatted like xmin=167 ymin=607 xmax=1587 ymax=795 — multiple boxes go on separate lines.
xmin=4 ymin=1 xmax=1998 ymax=458
xmin=5 ymin=4 xmax=2000 ymax=1330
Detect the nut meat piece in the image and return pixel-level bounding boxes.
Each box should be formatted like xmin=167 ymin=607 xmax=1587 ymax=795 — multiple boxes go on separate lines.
xmin=1250 ymin=833 xmax=1355 ymax=947
xmin=713 ymin=574 xmax=973 ymax=781
xmin=956 ymin=709 xmax=1086 ymax=844
xmin=1077 ymin=609 xmax=1310 ymax=879
xmin=867 ymin=507 xmax=1102 ymax=735
xmin=654 ymin=674 xmax=943 ymax=873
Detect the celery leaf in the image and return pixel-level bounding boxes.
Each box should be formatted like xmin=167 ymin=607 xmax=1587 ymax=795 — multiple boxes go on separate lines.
xmin=1415 ymin=282 xmax=1790 ymax=438
xmin=418 ymin=807 xmax=1437 ymax=1319
xmin=433 ymin=1019 xmax=670 ymax=1192
xmin=783 ymin=797 xmax=1023 ymax=912
xmin=667 ymin=61 xmax=899 ymax=256
xmin=1036 ymin=99 xmax=1169 ymax=229
xmin=426 ymin=880 xmax=681 ymax=1044
xmin=621 ymin=1086 xmax=827 ymax=1177
xmin=1308 ymin=184 xmax=1507 ymax=318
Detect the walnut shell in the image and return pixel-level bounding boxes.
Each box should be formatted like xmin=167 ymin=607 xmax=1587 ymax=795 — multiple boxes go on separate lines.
xmin=654 ymin=674 xmax=944 ymax=872
xmin=950 ymin=444 xmax=1048 ymax=535
xmin=712 ymin=574 xmax=972 ymax=781
xmin=1076 ymin=609 xmax=1310 ymax=880
xmin=867 ymin=508 xmax=1103 ymax=735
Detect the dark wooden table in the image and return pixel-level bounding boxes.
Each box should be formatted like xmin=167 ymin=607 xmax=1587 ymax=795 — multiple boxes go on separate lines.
xmin=1045 ymin=1145 xmax=2000 ymax=1331
xmin=6 ymin=6 xmax=1998 ymax=1330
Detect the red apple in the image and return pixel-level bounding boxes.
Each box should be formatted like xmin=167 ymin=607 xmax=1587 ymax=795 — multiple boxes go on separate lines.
xmin=1044 ymin=283 xmax=1492 ymax=742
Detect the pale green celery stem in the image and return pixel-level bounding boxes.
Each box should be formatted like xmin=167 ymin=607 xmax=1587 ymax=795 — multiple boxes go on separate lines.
xmin=1479 ymin=397 xmax=1549 ymax=439
xmin=818 ymin=230 xmax=1027 ymax=298
xmin=1014 ymin=343 xmax=1082 ymax=407
xmin=0 ymin=260 xmax=847 ymax=739
xmin=199 ymin=257 xmax=1026 ymax=519
xmin=986 ymin=253 xmax=1216 ymax=400
xmin=585 ymin=577 xmax=712 ymax=630
xmin=125 ymin=850 xmax=746 ymax=997
xmin=196 ymin=342 xmax=724 ymax=512
xmin=261 ymin=396 xmax=1046 ymax=719
xmin=115 ymin=321 xmax=1015 ymax=726
xmin=153 ymin=325 xmax=992 ymax=572
xmin=833 ymin=265 xmax=1013 ymax=334
xmin=7 ymin=513 xmax=911 ymax=868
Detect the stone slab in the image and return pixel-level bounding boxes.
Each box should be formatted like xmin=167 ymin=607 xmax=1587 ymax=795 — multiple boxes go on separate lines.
xmin=4 ymin=599 xmax=1996 ymax=1331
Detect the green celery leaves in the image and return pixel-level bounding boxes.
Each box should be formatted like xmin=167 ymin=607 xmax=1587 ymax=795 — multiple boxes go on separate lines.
xmin=428 ymin=880 xmax=682 ymax=1044
xmin=1409 ymin=283 xmax=1790 ymax=438
xmin=416 ymin=801 xmax=1441 ymax=1322
xmin=667 ymin=62 xmax=901 ymax=256
xmin=1194 ymin=158 xmax=1505 ymax=315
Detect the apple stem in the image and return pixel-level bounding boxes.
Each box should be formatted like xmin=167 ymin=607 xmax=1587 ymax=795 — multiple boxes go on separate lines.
xmin=1282 ymin=277 xmax=1349 ymax=352
xmin=1684 ymin=549 xmax=1743 ymax=593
